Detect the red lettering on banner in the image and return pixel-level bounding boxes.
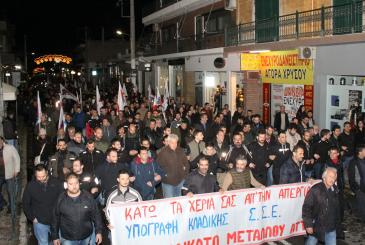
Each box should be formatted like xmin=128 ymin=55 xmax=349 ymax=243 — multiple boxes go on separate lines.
xmin=221 ymin=194 xmax=237 ymax=209
xmin=227 ymin=225 xmax=286 ymax=244
xmin=189 ymin=198 xmax=215 ymax=213
xmin=177 ymin=235 xmax=219 ymax=245
xmin=290 ymin=221 xmax=305 ymax=234
xmin=278 ymin=186 xmax=310 ymax=199
xmin=244 ymin=193 xmax=254 ymax=205
xmin=170 ymin=201 xmax=183 ymax=214
xmin=244 ymin=190 xmax=271 ymax=204
xmin=124 ymin=205 xmax=157 ymax=221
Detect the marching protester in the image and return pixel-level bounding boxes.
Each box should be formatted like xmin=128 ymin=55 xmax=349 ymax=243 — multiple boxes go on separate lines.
xmin=302 ymin=167 xmax=340 ymax=245
xmin=157 ymin=134 xmax=189 ymax=198
xmin=270 ymin=130 xmax=292 ymax=184
xmin=18 ymin=76 xmax=365 ymax=245
xmin=182 ymin=157 xmax=220 ymax=196
xmin=51 ymin=173 xmax=103 ymax=245
xmin=130 ymin=147 xmax=164 ymax=200
xmin=221 ymin=156 xmax=265 ymax=191
xmin=48 ymin=139 xmax=76 ymax=180
xmin=22 ymin=164 xmax=64 ymax=245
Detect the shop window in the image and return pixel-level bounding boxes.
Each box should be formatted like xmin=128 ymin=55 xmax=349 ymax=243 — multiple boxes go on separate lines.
xmin=255 ymin=0 xmax=279 ymax=43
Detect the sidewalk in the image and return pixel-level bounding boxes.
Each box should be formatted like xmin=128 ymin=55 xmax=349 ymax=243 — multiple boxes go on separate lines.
xmin=0 ymin=121 xmax=28 ymax=245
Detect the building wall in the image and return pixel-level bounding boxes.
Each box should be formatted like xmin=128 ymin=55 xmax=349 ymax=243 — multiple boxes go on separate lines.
xmin=280 ymin=0 xmax=332 ymax=15
xmin=314 ymin=42 xmax=365 ymax=129
xmin=184 ymin=71 xmax=196 ymax=104
xmin=237 ymin=0 xmax=254 ymax=24
xmin=236 ymin=0 xmax=333 ymax=24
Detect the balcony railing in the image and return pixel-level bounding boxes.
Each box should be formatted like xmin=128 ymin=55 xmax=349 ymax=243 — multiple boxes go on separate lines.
xmin=141 ymin=31 xmax=225 ymax=56
xmin=140 ymin=1 xmax=365 ymax=56
xmin=226 ymin=0 xmax=365 ymax=46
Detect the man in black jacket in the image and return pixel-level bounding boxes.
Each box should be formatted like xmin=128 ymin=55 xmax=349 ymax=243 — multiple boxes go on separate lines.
xmin=51 ymin=173 xmax=103 ymax=245
xmin=302 ymin=167 xmax=340 ymax=245
xmin=311 ymin=129 xmax=331 ymax=179
xmin=274 ymin=105 xmax=289 ymax=131
xmin=348 ymin=145 xmax=365 ymax=221
xmin=182 ymin=158 xmax=220 ymax=196
xmin=248 ymin=129 xmax=272 ymax=185
xmin=79 ymin=139 xmax=105 ymax=176
xmin=270 ymin=131 xmax=291 ymax=184
xmin=280 ymin=145 xmax=305 ymax=184
xmin=22 ymin=164 xmax=64 ymax=245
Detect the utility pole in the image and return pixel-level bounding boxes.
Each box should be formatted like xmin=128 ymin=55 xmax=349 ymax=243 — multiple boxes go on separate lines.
xmin=24 ymin=34 xmax=28 ymax=72
xmin=0 ymin=54 xmax=4 ymax=136
xmin=130 ymin=0 xmax=137 ymax=90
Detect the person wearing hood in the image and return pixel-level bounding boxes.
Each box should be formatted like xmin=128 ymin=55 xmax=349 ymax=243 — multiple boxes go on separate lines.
xmin=130 ymin=147 xmax=164 ymax=200
xmin=190 ymin=142 xmax=226 ymax=175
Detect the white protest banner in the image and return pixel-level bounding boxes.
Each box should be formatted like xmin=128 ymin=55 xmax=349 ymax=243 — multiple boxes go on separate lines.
xmin=109 ymin=183 xmax=310 ymax=245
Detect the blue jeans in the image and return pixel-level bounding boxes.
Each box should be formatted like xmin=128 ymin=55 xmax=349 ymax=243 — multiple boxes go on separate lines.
xmin=162 ymin=180 xmax=184 ymax=198
xmin=313 ymin=163 xmax=324 ymax=179
xmin=0 ymin=177 xmax=16 ymax=220
xmin=33 ymin=222 xmax=51 ymax=245
xmin=60 ymin=234 xmax=93 ymax=245
xmin=305 ymin=230 xmax=336 ymax=245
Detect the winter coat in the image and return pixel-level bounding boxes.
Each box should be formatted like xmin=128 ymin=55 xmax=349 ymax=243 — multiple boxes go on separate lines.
xmin=302 ymin=182 xmax=340 ymax=241
xmin=130 ymin=156 xmax=165 ymax=199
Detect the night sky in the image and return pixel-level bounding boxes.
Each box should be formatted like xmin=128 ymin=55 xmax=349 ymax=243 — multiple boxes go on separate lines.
xmin=2 ymin=0 xmax=147 ymax=55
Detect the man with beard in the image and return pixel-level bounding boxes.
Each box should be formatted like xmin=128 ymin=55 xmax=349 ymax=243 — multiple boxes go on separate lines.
xmin=80 ymin=139 xmax=105 ymax=176
xmin=67 ymin=131 xmax=86 ymax=156
xmin=225 ymin=133 xmax=250 ymax=170
xmin=286 ymin=123 xmax=301 ymax=151
xmin=93 ymin=127 xmax=109 ymax=153
xmin=182 ymin=158 xmax=220 ymax=196
xmin=222 ymin=156 xmax=265 ymax=191
xmin=297 ymin=130 xmax=315 ymax=179
xmin=140 ymin=138 xmax=157 ymax=160
xmin=48 ymin=139 xmax=76 ymax=180
xmin=111 ymin=138 xmax=130 ymax=169
xmin=247 ymin=129 xmax=272 ymax=185
xmin=51 ymin=173 xmax=103 ymax=245
xmin=22 ymin=164 xmax=64 ymax=245
xmin=280 ymin=145 xmax=306 ymax=184
xmin=270 ymin=131 xmax=292 ymax=184
xmin=124 ymin=123 xmax=140 ymax=160
xmin=144 ymin=119 xmax=159 ymax=150
xmin=95 ymin=148 xmax=130 ymax=203
xmin=330 ymin=125 xmax=341 ymax=152
xmin=312 ymin=129 xmax=332 ymax=179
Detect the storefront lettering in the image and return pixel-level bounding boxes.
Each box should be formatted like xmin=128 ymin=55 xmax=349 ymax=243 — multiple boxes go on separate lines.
xmin=265 ymin=69 xmax=307 ymax=80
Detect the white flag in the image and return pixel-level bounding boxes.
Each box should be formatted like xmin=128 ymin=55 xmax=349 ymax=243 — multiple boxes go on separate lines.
xmin=147 ymin=84 xmax=154 ymax=102
xmin=117 ymin=82 xmax=125 ymax=112
xmin=37 ymin=91 xmax=42 ymax=127
xmin=96 ymin=85 xmax=102 ymax=115
xmin=153 ymin=86 xmax=161 ymax=106
xmin=60 ymin=84 xmax=78 ymax=101
xmin=58 ymin=95 xmax=65 ymax=129
xmin=162 ymin=83 xmax=170 ymax=111
xmin=79 ymin=88 xmax=83 ymax=109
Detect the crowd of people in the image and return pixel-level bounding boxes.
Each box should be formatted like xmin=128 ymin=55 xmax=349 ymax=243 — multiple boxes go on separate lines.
xmin=1 ymin=80 xmax=364 ymax=245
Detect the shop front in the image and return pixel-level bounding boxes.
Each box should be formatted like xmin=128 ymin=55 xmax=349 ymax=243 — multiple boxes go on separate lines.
xmin=240 ymin=50 xmax=314 ymax=126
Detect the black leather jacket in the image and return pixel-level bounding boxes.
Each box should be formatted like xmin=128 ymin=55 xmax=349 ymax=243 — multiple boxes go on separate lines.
xmin=51 ymin=191 xmax=103 ymax=241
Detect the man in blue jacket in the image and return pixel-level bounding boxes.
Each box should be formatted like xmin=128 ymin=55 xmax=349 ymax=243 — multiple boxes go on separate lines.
xmin=130 ymin=147 xmax=164 ymax=200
